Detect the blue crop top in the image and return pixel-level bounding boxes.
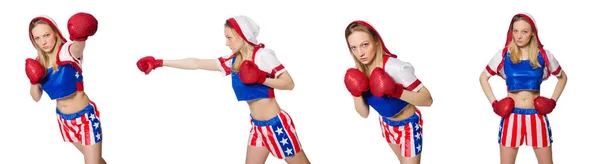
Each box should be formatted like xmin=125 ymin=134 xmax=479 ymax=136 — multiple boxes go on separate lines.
xmin=217 ymin=48 xmax=287 ymax=102
xmin=503 ymin=52 xmax=545 ymax=92
xmin=230 ymin=56 xmax=274 ymax=101
xmin=363 ymin=91 xmax=411 ymax=118
xmin=485 ymin=48 xmax=563 ymax=93
xmin=39 ymin=43 xmax=84 ymax=100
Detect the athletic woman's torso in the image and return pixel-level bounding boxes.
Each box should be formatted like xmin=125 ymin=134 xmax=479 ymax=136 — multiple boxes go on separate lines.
xmin=504 ymin=52 xmax=543 ymax=109
xmin=364 ymin=57 xmax=418 ymax=121
xmin=44 ymin=43 xmax=90 ymax=114
xmin=247 ymin=98 xmax=282 ymax=120
xmin=56 ymin=92 xmax=90 ymax=114
xmin=225 ymin=48 xmax=287 ymax=121
xmin=508 ymin=91 xmax=538 ymax=109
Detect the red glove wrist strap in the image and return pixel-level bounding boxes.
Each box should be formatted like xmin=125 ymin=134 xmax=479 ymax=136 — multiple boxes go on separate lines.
xmin=155 ymin=59 xmax=164 ymax=68
xmin=391 ymin=84 xmax=404 ymax=98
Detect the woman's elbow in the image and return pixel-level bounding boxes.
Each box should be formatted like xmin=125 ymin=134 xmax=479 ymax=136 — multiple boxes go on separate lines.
xmin=356 ymin=108 xmax=369 ymax=118
xmin=30 ymin=94 xmax=41 ymax=102
xmin=288 ymin=82 xmax=295 ymax=90
xmin=559 ymin=72 xmax=568 ymax=82
xmin=359 ymin=113 xmax=369 ymax=118
xmin=284 ymin=81 xmax=295 ymax=90
xmin=479 ymin=76 xmax=488 ymax=85
xmin=479 ymin=72 xmax=491 ymax=83
xmin=419 ymin=96 xmax=433 ymax=107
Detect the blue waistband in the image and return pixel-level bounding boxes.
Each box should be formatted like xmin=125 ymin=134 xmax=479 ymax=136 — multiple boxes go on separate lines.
xmin=382 ymin=112 xmax=420 ymax=126
xmin=56 ymin=103 xmax=95 ymax=120
xmin=512 ymin=107 xmax=538 ymax=115
xmin=251 ymin=113 xmax=282 ymax=126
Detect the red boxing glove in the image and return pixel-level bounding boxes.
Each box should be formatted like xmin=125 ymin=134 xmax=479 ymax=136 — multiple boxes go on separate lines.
xmin=25 ymin=58 xmax=46 ymax=84
xmin=239 ymin=60 xmax=267 ymax=84
xmin=534 ymin=96 xmax=556 ymax=115
xmin=492 ymin=97 xmax=515 ymax=117
xmin=67 ymin=12 xmax=98 ymax=41
xmin=136 ymin=56 xmax=163 ymax=75
xmin=369 ymin=67 xmax=404 ymax=98
xmin=344 ymin=68 xmax=369 ymax=97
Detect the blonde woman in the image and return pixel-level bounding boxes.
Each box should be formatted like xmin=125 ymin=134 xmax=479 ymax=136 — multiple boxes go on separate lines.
xmin=25 ymin=13 xmax=106 ymax=164
xmin=136 ymin=15 xmax=310 ymax=164
xmin=479 ymin=13 xmax=567 ymax=164
xmin=343 ymin=20 xmax=433 ymax=163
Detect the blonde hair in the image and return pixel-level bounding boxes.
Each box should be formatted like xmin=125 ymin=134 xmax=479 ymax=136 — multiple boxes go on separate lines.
xmin=225 ymin=21 xmax=256 ymax=73
xmin=29 ymin=19 xmax=62 ymax=73
xmin=508 ymin=15 xmax=540 ymax=68
xmin=345 ymin=22 xmax=385 ymax=77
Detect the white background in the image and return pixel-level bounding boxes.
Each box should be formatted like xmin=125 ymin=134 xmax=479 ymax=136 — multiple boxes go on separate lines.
xmin=1 ymin=0 xmax=598 ymax=163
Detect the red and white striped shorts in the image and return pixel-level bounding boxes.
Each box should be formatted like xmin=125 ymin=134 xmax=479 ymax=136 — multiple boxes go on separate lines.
xmin=379 ymin=109 xmax=423 ymax=158
xmin=56 ymin=101 xmax=102 ymax=146
xmin=498 ymin=108 xmax=553 ymax=148
xmin=248 ymin=110 xmax=302 ymax=159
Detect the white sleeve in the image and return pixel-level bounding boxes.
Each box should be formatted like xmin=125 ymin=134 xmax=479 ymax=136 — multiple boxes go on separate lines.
xmin=255 ymin=48 xmax=286 ymax=78
xmin=58 ymin=42 xmax=81 ymax=64
xmin=216 ymin=54 xmax=235 ymax=76
xmin=385 ymin=58 xmax=424 ymax=92
xmin=484 ymin=49 xmax=504 ymax=77
xmin=545 ymin=50 xmax=562 ymax=77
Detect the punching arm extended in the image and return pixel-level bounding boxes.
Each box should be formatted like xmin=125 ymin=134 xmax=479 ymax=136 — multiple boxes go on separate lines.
xmin=69 ymin=41 xmax=85 ymax=59
xmin=67 ymin=12 xmax=98 ymax=59
xmin=551 ymin=70 xmax=567 ymax=101
xmin=262 ymin=71 xmax=294 ymax=90
xmin=479 ymin=71 xmax=497 ymax=104
xmin=399 ymin=86 xmax=433 ymax=107
xmin=163 ymin=58 xmax=221 ymax=71
xmin=353 ymin=96 xmax=370 ymax=118
xmin=30 ymin=84 xmax=42 ymax=102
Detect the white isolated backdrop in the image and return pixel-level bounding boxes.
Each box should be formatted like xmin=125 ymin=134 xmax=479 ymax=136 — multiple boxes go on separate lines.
xmin=0 ymin=0 xmax=598 ymax=163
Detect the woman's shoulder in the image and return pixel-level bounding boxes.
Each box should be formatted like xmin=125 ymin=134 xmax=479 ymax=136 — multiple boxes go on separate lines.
xmin=256 ymin=47 xmax=275 ymax=56
xmin=386 ymin=57 xmax=411 ymax=68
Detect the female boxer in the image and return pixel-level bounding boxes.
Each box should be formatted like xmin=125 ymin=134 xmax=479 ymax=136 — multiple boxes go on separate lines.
xmin=136 ymin=15 xmax=310 ymax=164
xmin=25 ymin=13 xmax=106 ymax=164
xmin=343 ymin=20 xmax=433 ymax=163
xmin=479 ymin=13 xmax=567 ymax=164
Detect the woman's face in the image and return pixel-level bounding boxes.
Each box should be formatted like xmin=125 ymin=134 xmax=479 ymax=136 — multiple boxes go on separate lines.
xmin=31 ymin=24 xmax=57 ymax=53
xmin=512 ymin=20 xmax=534 ymax=47
xmin=224 ymin=27 xmax=244 ymax=54
xmin=347 ymin=31 xmax=377 ymax=65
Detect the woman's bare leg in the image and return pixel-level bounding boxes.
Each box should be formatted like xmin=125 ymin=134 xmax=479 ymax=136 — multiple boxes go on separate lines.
xmin=72 ymin=142 xmax=106 ymax=164
xmin=533 ymin=146 xmax=553 ymax=164
xmin=500 ymin=146 xmax=519 ymax=164
xmin=245 ymin=146 xmax=270 ymax=164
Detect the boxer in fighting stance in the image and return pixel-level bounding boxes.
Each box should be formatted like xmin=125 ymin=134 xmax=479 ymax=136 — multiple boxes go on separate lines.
xmin=25 ymin=13 xmax=106 ymax=164
xmin=479 ymin=13 xmax=567 ymax=164
xmin=136 ymin=15 xmax=310 ymax=164
xmin=343 ymin=20 xmax=433 ymax=164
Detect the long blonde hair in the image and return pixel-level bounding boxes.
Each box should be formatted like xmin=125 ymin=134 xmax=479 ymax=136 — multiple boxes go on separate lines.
xmin=29 ymin=19 xmax=62 ymax=73
xmin=345 ymin=22 xmax=385 ymax=77
xmin=225 ymin=21 xmax=256 ymax=73
xmin=508 ymin=15 xmax=540 ymax=68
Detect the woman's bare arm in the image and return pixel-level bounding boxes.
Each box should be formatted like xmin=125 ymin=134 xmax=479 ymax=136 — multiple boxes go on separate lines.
xmin=162 ymin=58 xmax=221 ymax=71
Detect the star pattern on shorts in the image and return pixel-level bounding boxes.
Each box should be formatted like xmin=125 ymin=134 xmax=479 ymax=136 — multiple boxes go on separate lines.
xmin=285 ymin=148 xmax=293 ymax=155
xmin=280 ymin=138 xmax=289 ymax=145
xmin=275 ymin=127 xmax=284 ymax=135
